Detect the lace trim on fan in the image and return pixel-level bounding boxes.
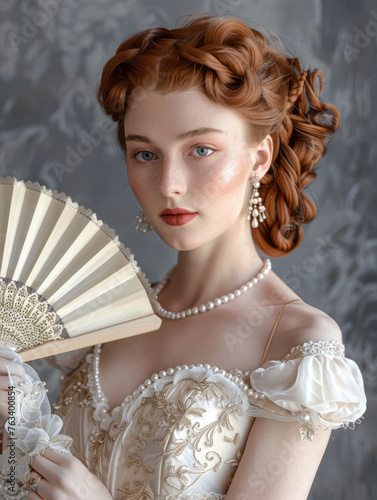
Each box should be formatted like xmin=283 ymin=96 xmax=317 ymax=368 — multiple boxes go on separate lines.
xmin=0 ymin=176 xmax=160 ymax=315
xmin=121 ymin=247 xmax=160 ymax=314
xmin=282 ymin=340 xmax=345 ymax=361
xmin=0 ymin=277 xmax=68 ymax=351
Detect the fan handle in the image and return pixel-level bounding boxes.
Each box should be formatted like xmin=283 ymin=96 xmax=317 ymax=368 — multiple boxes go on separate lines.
xmin=19 ymin=314 xmax=162 ymax=361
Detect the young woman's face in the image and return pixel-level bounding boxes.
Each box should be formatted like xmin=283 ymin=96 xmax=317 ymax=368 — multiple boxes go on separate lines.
xmin=124 ymin=87 xmax=259 ymax=251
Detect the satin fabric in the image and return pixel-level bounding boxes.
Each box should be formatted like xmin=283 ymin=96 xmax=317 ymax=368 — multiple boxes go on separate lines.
xmin=0 ymin=341 xmax=367 ymax=500
xmin=250 ymin=354 xmax=367 ymax=428
xmin=53 ymin=343 xmax=366 ymax=498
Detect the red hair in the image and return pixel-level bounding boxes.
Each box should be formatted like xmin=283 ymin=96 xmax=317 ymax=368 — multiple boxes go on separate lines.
xmin=97 ymin=12 xmax=340 ymax=257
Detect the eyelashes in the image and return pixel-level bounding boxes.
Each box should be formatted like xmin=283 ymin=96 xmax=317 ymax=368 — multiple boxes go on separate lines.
xmin=192 ymin=146 xmax=215 ymax=158
xmin=132 ymin=150 xmax=155 ymax=162
xmin=131 ymin=146 xmax=216 ymax=163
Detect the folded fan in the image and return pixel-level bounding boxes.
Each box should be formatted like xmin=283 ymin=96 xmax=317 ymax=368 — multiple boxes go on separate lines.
xmin=0 ymin=176 xmax=161 ymax=361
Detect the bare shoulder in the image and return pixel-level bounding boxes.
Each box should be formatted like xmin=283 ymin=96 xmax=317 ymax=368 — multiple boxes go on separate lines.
xmin=266 ymin=299 xmax=343 ymax=361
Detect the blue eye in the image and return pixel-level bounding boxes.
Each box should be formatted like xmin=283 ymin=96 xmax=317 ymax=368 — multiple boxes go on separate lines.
xmin=133 ymin=151 xmax=155 ymax=162
xmin=193 ymin=146 xmax=214 ymax=157
xmin=131 ymin=146 xmax=215 ymax=162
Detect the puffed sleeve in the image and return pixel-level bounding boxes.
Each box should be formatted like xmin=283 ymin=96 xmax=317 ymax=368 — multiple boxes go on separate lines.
xmin=245 ymin=340 xmax=367 ymax=440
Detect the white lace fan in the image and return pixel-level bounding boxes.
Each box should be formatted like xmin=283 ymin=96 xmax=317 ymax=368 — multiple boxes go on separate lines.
xmin=0 ymin=176 xmax=161 ymax=362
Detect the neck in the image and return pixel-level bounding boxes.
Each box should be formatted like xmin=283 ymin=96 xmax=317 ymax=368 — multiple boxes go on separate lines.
xmin=157 ymin=216 xmax=266 ymax=311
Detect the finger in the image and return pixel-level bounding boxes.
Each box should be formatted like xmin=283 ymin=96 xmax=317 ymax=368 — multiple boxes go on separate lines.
xmin=0 ymin=361 xmax=33 ymax=389
xmin=26 ymin=487 xmax=43 ymax=500
xmin=40 ymin=449 xmax=100 ymax=499
xmin=0 ymin=340 xmax=22 ymax=363
xmin=0 ymin=347 xmax=23 ymax=364
xmin=40 ymin=446 xmax=72 ymax=465
xmin=27 ymin=473 xmax=71 ymax=500
xmin=30 ymin=456 xmax=72 ymax=499
xmin=27 ymin=469 xmax=44 ymax=488
xmin=0 ymin=369 xmax=31 ymax=391
xmin=31 ymin=450 xmax=64 ymax=482
xmin=27 ymin=470 xmax=45 ymax=499
xmin=0 ymin=377 xmax=27 ymax=399
xmin=0 ymin=339 xmax=19 ymax=351
xmin=0 ymin=373 xmax=26 ymax=387
xmin=0 ymin=360 xmax=28 ymax=379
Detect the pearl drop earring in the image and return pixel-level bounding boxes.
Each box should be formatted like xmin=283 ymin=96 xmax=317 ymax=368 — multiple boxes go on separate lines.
xmin=247 ymin=175 xmax=266 ymax=228
xmin=133 ymin=206 xmax=153 ymax=233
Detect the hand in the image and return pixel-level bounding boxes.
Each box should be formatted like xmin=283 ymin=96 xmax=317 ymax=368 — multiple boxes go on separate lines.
xmin=0 ymin=339 xmax=29 ymax=427
xmin=26 ymin=447 xmax=113 ymax=499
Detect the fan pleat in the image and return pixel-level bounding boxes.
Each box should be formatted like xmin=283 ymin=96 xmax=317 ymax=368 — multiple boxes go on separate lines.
xmin=56 ymin=264 xmax=136 ymax=317
xmin=0 ymin=185 xmax=13 ymax=272
xmin=0 ymin=177 xmax=161 ymax=358
xmin=14 ymin=188 xmax=57 ymax=283
xmin=37 ymin=220 xmax=104 ymax=297
xmin=50 ymin=251 xmax=128 ymax=310
xmin=47 ymin=241 xmax=120 ymax=305
xmin=1 ymin=183 xmax=26 ymax=278
xmin=27 ymin=207 xmax=86 ymax=292
xmin=6 ymin=186 xmax=35 ymax=279
xmin=64 ymin=285 xmax=147 ymax=336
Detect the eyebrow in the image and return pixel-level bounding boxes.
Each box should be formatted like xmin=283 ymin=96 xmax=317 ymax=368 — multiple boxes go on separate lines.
xmin=124 ymin=127 xmax=227 ymax=144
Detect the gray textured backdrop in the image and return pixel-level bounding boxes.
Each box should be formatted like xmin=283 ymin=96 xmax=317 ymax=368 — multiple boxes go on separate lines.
xmin=0 ymin=0 xmax=376 ymax=498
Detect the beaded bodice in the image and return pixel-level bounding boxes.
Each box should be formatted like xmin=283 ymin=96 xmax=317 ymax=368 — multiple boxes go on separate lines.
xmin=0 ymin=340 xmax=366 ymax=500
xmin=85 ymin=343 xmax=266 ymax=424
xmin=51 ymin=344 xmax=261 ymax=499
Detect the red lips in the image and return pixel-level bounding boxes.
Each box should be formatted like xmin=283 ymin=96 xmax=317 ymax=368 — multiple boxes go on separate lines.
xmin=160 ymin=207 xmax=196 ymax=215
xmin=159 ymin=207 xmax=198 ymax=226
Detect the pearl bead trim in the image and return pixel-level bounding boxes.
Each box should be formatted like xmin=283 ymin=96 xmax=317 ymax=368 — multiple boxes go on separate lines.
xmin=86 ymin=344 xmax=267 ymax=423
xmin=282 ymin=340 xmax=345 ymax=361
xmin=154 ymin=258 xmax=271 ymax=320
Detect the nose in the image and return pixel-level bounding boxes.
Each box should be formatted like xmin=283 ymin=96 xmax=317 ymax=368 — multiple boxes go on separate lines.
xmin=158 ymin=156 xmax=187 ymax=198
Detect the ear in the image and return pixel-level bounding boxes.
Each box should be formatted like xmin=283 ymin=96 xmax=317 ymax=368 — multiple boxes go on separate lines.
xmin=248 ymin=134 xmax=273 ymax=180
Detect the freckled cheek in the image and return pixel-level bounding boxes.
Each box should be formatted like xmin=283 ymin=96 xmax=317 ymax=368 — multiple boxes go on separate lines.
xmin=219 ymin=160 xmax=246 ymax=186
xmin=127 ymin=169 xmax=153 ymax=202
xmin=195 ymin=161 xmax=247 ymax=205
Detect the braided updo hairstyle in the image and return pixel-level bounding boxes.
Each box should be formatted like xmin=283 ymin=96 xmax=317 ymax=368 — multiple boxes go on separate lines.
xmin=97 ymin=12 xmax=340 ymax=257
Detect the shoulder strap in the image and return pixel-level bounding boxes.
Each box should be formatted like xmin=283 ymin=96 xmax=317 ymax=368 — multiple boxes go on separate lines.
xmin=259 ymin=299 xmax=303 ymax=367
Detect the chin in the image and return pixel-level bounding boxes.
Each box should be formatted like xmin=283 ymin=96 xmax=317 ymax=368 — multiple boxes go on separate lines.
xmin=157 ymin=231 xmax=207 ymax=251
xmin=164 ymin=239 xmax=202 ymax=252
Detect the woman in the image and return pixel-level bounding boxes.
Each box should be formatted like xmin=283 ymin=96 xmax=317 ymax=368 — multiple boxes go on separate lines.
xmin=0 ymin=12 xmax=367 ymax=500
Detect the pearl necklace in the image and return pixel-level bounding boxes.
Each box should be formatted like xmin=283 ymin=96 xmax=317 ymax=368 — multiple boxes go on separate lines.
xmin=85 ymin=342 xmax=312 ymax=437
xmin=86 ymin=343 xmax=268 ymax=422
xmin=154 ymin=258 xmax=272 ymax=320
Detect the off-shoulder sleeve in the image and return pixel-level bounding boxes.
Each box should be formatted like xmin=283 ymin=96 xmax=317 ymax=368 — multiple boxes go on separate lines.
xmin=245 ymin=340 xmax=367 ymax=440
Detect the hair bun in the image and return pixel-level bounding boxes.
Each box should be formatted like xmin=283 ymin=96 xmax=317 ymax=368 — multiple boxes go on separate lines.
xmin=96 ymin=14 xmax=340 ymax=258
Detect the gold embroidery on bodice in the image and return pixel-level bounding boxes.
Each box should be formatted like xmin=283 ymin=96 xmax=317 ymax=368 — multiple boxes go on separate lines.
xmin=52 ymin=359 xmax=93 ymax=417
xmin=52 ymin=355 xmax=253 ymax=499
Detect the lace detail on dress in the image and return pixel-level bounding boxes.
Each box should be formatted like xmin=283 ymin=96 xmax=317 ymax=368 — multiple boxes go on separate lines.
xmin=52 ymin=359 xmax=93 ymax=418
xmin=282 ymin=340 xmax=345 ymax=361
xmin=108 ymin=376 xmax=249 ymax=495
xmin=0 ymin=473 xmax=29 ymax=499
xmin=51 ymin=352 xmax=252 ymax=496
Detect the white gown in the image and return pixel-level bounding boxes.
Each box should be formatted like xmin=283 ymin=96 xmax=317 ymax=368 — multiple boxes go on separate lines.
xmin=0 ymin=302 xmax=367 ymax=499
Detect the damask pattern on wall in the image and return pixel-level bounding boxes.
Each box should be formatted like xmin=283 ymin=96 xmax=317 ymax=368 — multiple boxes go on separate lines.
xmin=0 ymin=1 xmax=375 ymax=499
